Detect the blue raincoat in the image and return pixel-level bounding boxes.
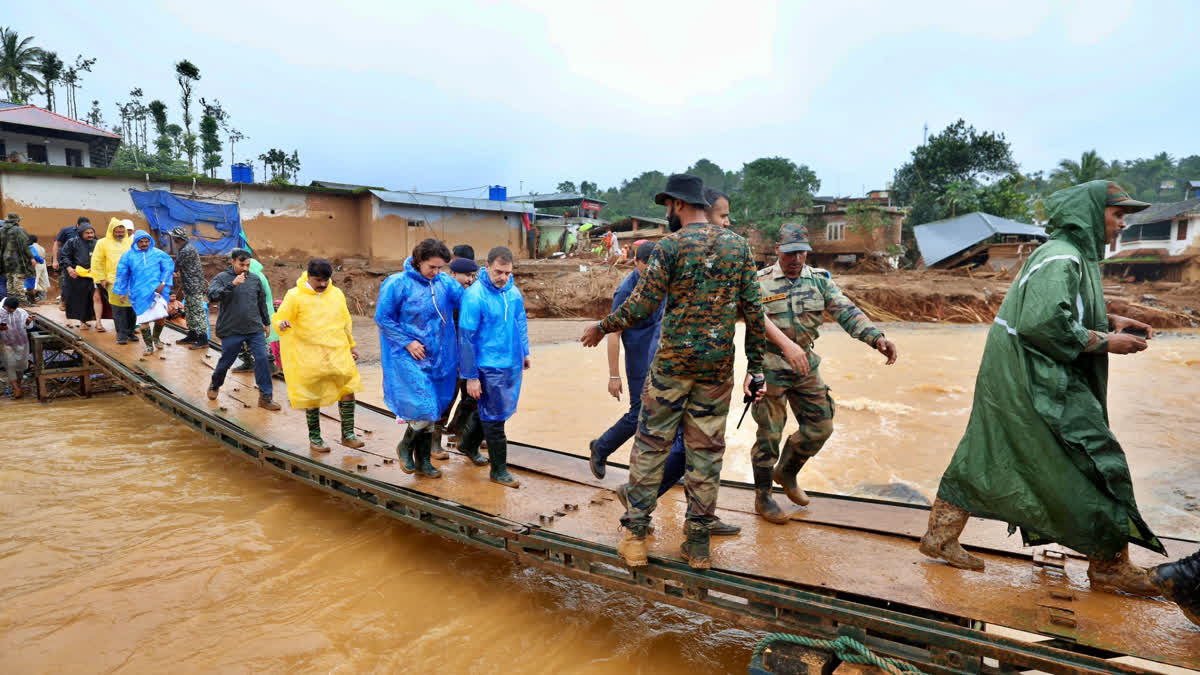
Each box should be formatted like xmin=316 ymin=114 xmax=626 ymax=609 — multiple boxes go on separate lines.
xmin=112 ymin=230 xmax=174 ymax=316
xmin=375 ymin=258 xmax=464 ymax=422
xmin=458 ymin=269 xmax=530 ymax=422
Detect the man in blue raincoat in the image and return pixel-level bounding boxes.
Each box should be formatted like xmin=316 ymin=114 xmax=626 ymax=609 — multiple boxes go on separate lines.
xmin=458 ymin=246 xmax=530 ymax=488
xmin=375 ymin=238 xmax=465 ymax=478
xmin=112 ymin=230 xmax=174 ymax=355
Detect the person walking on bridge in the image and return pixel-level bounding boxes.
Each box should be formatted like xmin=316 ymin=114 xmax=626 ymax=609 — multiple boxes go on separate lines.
xmin=376 ymin=239 xmax=465 ymax=478
xmin=89 ymin=218 xmax=134 ymax=342
xmin=0 ymin=296 xmax=32 ymax=399
xmin=458 ymin=246 xmax=530 ymax=488
xmin=0 ymin=213 xmax=34 ymax=306
xmin=581 ymin=173 xmax=767 ymax=570
xmin=750 ymin=224 xmax=897 ymax=523
xmin=206 ymin=248 xmax=280 ymax=411
xmin=113 ymin=230 xmax=174 ymax=355
xmin=59 ymin=221 xmax=98 ymax=330
xmin=275 ymin=258 xmax=364 ymax=452
xmin=920 ymin=181 xmax=1166 ymax=597
xmin=169 ymin=227 xmax=209 ymax=349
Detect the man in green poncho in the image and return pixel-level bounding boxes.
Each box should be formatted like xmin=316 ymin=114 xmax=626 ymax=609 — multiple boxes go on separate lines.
xmin=919 ymin=180 xmax=1167 ymax=597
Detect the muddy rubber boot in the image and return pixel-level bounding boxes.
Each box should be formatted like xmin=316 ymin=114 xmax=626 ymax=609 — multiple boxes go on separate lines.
xmin=1087 ymin=545 xmax=1160 ymax=597
xmin=306 ymin=409 xmax=329 ymax=452
xmin=680 ymin=521 xmax=712 ymax=570
xmin=754 ymin=466 xmax=791 ymax=524
xmin=617 ymin=529 xmax=648 ymax=568
xmin=918 ymin=498 xmax=985 ymax=571
xmin=430 ymin=427 xmax=449 ymax=460
xmin=414 ymin=431 xmax=442 ymax=479
xmin=772 ymin=446 xmax=811 ymax=507
xmin=397 ymin=427 xmax=416 ymax=474
xmin=709 ymin=518 xmax=742 ymax=537
xmin=1150 ymin=549 xmax=1200 ymax=627
xmin=338 ymin=400 xmax=364 ymax=449
xmin=457 ymin=414 xmax=489 ymax=466
xmin=487 ymin=437 xmax=520 ymax=488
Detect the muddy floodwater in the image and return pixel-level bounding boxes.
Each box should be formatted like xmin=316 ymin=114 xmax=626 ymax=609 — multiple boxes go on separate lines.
xmin=3 ymin=322 xmax=1199 ymax=673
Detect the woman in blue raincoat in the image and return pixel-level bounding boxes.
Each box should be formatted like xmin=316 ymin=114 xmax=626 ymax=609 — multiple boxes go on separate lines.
xmin=458 ymin=246 xmax=530 ymax=488
xmin=375 ymin=238 xmax=464 ymax=478
xmin=113 ymin=230 xmax=174 ymax=354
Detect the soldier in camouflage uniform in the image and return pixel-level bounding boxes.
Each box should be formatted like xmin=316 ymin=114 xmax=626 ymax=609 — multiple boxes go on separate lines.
xmin=582 ymin=174 xmax=767 ymax=570
xmin=0 ymin=213 xmax=34 ymax=305
xmin=169 ymin=227 xmax=210 ymax=349
xmin=751 ymin=224 xmax=898 ymax=521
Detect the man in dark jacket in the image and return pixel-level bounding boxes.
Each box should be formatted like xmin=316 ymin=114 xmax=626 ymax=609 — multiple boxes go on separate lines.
xmin=169 ymin=227 xmax=208 ymax=348
xmin=206 ymin=248 xmax=280 ymax=411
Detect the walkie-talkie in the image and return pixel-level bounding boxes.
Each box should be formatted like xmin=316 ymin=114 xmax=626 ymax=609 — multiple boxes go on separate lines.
xmin=736 ymin=374 xmax=765 ymax=428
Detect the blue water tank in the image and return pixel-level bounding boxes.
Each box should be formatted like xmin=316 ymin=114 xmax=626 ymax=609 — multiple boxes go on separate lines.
xmin=489 ymin=185 xmax=507 ymax=201
xmin=231 ymin=163 xmax=253 ymax=184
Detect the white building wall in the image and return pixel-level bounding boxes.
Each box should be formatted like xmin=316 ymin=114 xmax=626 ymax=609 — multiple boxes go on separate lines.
xmin=0 ymin=129 xmax=94 ymax=167
xmin=1108 ymin=214 xmax=1200 ymax=258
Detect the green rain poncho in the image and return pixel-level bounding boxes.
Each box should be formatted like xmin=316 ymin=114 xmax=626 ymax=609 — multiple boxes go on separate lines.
xmin=937 ymin=180 xmax=1164 ymax=559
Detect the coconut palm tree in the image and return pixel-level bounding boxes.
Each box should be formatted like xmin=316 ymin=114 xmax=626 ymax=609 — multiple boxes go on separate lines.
xmin=0 ymin=27 xmax=43 ymax=103
xmin=1050 ymin=150 xmax=1109 ymax=188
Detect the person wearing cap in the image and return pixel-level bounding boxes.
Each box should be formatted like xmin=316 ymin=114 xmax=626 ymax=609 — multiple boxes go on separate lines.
xmin=168 ymin=227 xmax=209 ymax=349
xmin=587 ymin=240 xmax=742 ymax=537
xmin=0 ymin=213 xmax=34 ymax=305
xmin=581 ymin=173 xmax=767 ymax=570
xmin=921 ymin=180 xmax=1168 ymax=599
xmin=89 ymin=218 xmax=134 ymax=342
xmin=749 ymin=223 xmax=898 ymax=524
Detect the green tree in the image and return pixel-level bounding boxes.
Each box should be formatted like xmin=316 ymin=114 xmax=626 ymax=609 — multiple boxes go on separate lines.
xmin=165 ymin=123 xmax=183 ymax=159
xmin=0 ymin=27 xmax=43 ymax=103
xmin=110 ymin=146 xmax=189 ymax=175
xmin=596 ymin=170 xmax=668 ymax=222
xmin=174 ymin=59 xmax=201 ymax=172
xmin=148 ymin=99 xmax=172 ymax=159
xmin=939 ymin=180 xmax=980 ymax=218
xmin=579 ymin=180 xmax=598 ymax=197
xmin=199 ymin=97 xmax=225 ymax=178
xmin=556 ymin=180 xmax=577 ymax=194
xmin=685 ymin=158 xmax=741 ymax=195
xmin=60 ymin=55 xmax=94 ymax=119
xmin=1050 ymin=150 xmax=1109 ymax=189
xmin=84 ymin=98 xmax=103 ymax=127
xmin=35 ymin=50 xmax=62 ymax=111
xmin=740 ymin=156 xmax=820 ymax=237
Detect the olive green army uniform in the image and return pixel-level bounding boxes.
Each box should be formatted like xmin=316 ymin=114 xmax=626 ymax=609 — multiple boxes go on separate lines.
xmin=751 ymin=260 xmax=883 ymax=475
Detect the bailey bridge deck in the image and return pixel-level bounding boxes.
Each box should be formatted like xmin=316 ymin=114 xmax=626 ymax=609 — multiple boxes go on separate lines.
xmin=27 ymin=309 xmax=1200 ymax=674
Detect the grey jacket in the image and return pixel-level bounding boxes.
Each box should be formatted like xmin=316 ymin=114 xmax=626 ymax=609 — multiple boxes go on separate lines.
xmin=207 ymin=266 xmax=269 ymax=338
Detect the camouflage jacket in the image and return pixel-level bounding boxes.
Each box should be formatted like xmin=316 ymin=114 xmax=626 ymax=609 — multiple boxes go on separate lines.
xmin=758 ymin=262 xmax=882 ymax=376
xmin=0 ymin=223 xmax=33 ymax=277
xmin=599 ymin=222 xmax=765 ymax=382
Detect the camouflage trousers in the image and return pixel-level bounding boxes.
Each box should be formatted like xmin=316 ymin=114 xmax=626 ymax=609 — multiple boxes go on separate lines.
xmin=750 ymin=364 xmax=835 ymax=470
xmin=4 ymin=273 xmax=26 ymax=305
xmin=184 ymin=294 xmax=207 ymax=337
xmin=620 ymin=367 xmax=733 ymax=534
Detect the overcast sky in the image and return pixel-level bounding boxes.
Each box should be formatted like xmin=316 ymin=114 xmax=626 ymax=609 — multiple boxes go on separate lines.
xmin=8 ymin=0 xmax=1198 ymax=199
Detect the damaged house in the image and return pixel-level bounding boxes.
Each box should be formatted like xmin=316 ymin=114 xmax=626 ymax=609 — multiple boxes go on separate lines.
xmin=1102 ymin=197 xmax=1200 ymax=281
xmin=914 ymin=212 xmax=1046 ymax=272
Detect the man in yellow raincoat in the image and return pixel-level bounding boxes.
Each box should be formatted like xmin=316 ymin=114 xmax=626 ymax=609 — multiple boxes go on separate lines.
xmin=273 ymin=258 xmax=364 ymax=452
xmin=88 ymin=218 xmax=135 ymax=343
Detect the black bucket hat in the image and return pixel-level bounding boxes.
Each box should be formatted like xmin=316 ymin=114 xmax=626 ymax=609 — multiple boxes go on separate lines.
xmin=654 ymin=173 xmax=709 ymax=208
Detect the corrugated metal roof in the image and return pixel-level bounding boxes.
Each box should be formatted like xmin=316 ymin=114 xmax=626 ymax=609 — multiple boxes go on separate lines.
xmin=371 ymin=189 xmax=533 ymax=215
xmin=0 ymin=101 xmax=25 ymax=110
xmin=1126 ymin=198 xmax=1200 ymax=226
xmin=0 ymin=104 xmax=120 ymax=139
xmin=507 ymin=191 xmax=607 ymax=207
xmin=914 ymin=212 xmax=1046 ymax=268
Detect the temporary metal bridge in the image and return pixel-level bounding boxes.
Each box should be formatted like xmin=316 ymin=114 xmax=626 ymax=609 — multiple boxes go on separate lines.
xmin=28 ymin=309 xmax=1200 ymax=674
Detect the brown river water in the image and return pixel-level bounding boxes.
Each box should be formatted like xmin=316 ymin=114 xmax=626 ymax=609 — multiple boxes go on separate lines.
xmin=3 ymin=322 xmax=1198 ymax=673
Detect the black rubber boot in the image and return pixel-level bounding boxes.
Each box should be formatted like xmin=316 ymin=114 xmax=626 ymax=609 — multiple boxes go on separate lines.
xmin=414 ymin=430 xmax=441 ymax=478
xmin=397 ymin=426 xmax=416 ymax=474
xmin=458 ymin=413 xmax=488 ymax=466
xmin=754 ymin=465 xmax=791 ymax=524
xmin=483 ymin=422 xmax=519 ymax=488
xmin=680 ymin=520 xmax=711 ymax=570
xmin=177 ymin=331 xmax=197 ymax=345
xmin=1151 ymin=549 xmax=1200 ymax=627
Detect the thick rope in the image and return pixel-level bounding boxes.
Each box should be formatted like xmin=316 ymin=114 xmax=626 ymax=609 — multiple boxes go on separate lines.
xmin=752 ymin=633 xmax=926 ymax=675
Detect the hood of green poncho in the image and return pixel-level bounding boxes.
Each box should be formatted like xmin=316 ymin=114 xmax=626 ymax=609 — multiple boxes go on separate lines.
xmin=1043 ymin=180 xmax=1109 ymax=261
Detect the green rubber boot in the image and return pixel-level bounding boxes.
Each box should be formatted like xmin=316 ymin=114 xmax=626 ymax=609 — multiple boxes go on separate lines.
xmin=397 ymin=426 xmax=416 ymax=474
xmin=458 ymin=413 xmax=489 ymax=466
xmin=306 ymin=409 xmax=328 ymax=452
xmin=487 ymin=436 xmax=519 ymax=488
xmin=680 ymin=520 xmax=712 ymax=570
xmin=414 ymin=430 xmax=442 ymax=478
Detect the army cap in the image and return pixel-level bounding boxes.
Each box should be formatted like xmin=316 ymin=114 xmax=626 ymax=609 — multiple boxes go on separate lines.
xmin=4 ymin=213 xmax=20 ymax=224
xmin=778 ymin=223 xmax=812 ymax=252
xmin=1106 ymin=182 xmax=1150 ymax=212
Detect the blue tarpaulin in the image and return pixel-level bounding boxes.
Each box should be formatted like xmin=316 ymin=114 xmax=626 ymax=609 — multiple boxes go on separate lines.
xmin=130 ymin=190 xmax=249 ymax=256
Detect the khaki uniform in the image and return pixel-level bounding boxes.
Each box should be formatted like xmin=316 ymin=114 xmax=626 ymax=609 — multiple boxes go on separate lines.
xmin=751 ymin=263 xmax=883 ymax=471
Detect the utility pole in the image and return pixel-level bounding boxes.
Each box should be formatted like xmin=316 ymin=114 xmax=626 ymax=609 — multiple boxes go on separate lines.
xmin=923 ymin=122 xmax=928 ymax=145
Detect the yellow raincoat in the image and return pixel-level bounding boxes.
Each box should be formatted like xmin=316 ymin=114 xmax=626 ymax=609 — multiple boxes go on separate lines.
xmin=87 ymin=218 xmax=134 ymax=307
xmin=273 ymin=273 xmax=362 ymax=409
